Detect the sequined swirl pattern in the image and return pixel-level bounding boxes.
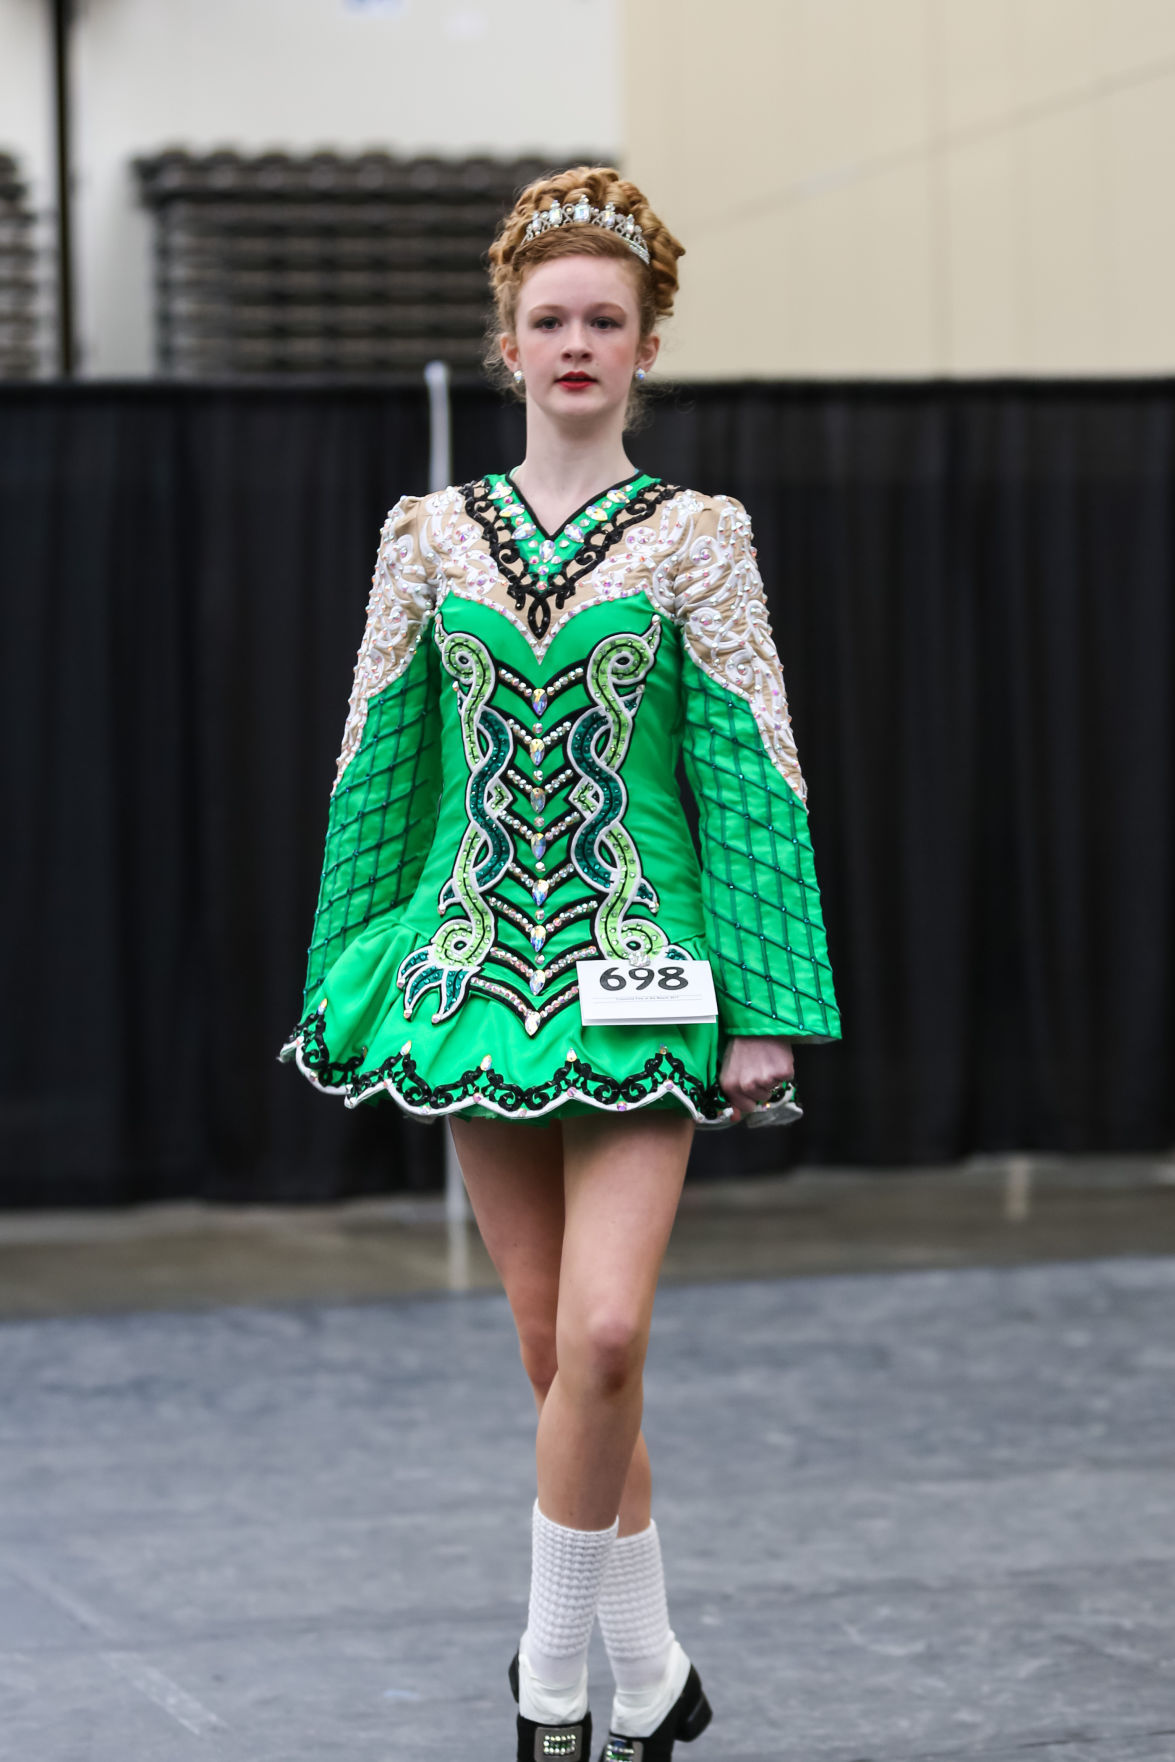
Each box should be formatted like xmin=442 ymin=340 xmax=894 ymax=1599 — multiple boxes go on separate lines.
xmin=396 ymin=628 xmax=514 ymax=1021
xmin=568 ymin=624 xmax=669 ymax=962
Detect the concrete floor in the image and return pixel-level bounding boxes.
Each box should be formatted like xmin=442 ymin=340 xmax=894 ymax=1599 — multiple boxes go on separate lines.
xmin=3 ymin=1157 xmax=1175 ymax=1761
xmin=1 ymin=1154 xmax=1174 ymax=1320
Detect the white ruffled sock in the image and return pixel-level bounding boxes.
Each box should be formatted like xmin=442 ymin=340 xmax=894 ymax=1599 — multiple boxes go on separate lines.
xmin=518 ymin=1499 xmax=619 ymax=1724
xmin=597 ymin=1518 xmax=692 ymax=1736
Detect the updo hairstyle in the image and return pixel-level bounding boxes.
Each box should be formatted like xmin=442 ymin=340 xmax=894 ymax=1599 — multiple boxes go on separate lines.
xmin=486 ymin=165 xmax=684 ymax=383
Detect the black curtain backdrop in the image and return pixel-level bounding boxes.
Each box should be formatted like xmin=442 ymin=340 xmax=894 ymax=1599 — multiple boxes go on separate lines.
xmin=2 ymin=379 xmax=1172 ymax=1205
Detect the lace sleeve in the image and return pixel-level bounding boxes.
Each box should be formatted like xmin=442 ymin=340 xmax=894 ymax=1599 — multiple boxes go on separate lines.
xmin=334 ymin=494 xmax=436 ymax=788
xmin=299 ymin=494 xmax=442 ymax=1011
xmin=675 ymin=495 xmax=840 ymax=1041
xmin=674 ymin=495 xmax=806 ymax=802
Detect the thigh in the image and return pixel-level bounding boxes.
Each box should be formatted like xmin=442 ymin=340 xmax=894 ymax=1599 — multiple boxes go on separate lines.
xmin=557 ymin=1110 xmax=694 ymax=1343
xmin=448 ymin=1116 xmax=565 ymax=1331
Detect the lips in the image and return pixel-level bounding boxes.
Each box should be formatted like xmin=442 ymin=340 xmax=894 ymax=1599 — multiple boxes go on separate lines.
xmin=557 ymin=372 xmax=594 ymax=385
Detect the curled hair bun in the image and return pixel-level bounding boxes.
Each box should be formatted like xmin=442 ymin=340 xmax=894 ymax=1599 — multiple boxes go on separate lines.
xmin=488 ymin=164 xmax=684 ymax=335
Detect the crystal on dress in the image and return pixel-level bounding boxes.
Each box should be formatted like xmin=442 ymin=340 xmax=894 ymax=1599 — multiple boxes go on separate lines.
xmin=540 ymin=539 xmax=556 ymax=561
xmin=525 ymin=1011 xmax=540 ymax=1035
xmin=530 ymin=927 xmax=547 ymax=951
xmin=529 ymin=738 xmax=545 ymax=762
xmin=529 ymin=970 xmax=545 ymax=994
xmin=532 ymin=689 xmax=548 ymax=714
xmin=532 ymin=880 xmax=549 ymax=904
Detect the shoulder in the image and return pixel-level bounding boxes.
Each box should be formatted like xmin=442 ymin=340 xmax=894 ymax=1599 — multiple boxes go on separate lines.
xmin=663 ymin=485 xmax=753 ymax=529
xmin=377 ymin=485 xmax=470 ymax=551
xmin=661 ymin=487 xmax=757 ymax=564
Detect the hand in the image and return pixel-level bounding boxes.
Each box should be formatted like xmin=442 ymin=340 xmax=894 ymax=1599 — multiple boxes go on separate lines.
xmin=719 ymin=1035 xmax=795 ymax=1121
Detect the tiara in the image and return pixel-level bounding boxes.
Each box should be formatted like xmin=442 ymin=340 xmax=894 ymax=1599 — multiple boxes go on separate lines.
xmin=520 ymin=196 xmax=650 ymax=266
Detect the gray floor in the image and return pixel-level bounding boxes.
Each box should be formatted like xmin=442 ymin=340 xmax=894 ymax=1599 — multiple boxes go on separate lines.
xmin=3 ymin=1156 xmax=1175 ymax=1319
xmin=3 ymin=1250 xmax=1175 ymax=1760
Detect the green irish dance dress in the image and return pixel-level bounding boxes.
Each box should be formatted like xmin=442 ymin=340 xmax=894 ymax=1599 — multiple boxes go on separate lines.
xmin=281 ymin=471 xmax=840 ymax=1123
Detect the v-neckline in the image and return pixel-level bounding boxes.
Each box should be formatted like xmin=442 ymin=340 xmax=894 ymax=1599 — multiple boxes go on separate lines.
xmin=462 ymin=473 xmax=678 ymax=642
xmin=505 ymin=469 xmax=651 ymax=543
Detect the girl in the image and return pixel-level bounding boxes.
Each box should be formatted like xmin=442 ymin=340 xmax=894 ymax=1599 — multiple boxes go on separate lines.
xmin=283 ymin=165 xmax=840 ymax=1761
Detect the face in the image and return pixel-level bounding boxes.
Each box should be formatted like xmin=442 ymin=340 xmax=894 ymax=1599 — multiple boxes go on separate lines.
xmin=500 ymin=253 xmax=660 ymax=424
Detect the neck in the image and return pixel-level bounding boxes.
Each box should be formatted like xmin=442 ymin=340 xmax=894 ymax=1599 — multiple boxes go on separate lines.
xmin=511 ymin=403 xmax=636 ymax=530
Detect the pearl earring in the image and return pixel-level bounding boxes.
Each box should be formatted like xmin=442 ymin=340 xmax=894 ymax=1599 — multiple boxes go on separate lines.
xmin=635 ymin=367 xmax=647 ymax=382
xmin=513 ymin=369 xmax=524 ymax=385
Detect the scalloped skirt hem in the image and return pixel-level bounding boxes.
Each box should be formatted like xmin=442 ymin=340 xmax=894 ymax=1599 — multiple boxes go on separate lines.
xmin=280 ymin=1011 xmax=740 ymax=1128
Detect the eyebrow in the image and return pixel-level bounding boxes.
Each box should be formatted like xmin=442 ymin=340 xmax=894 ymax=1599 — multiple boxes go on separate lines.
xmin=527 ymin=302 xmax=629 ymax=317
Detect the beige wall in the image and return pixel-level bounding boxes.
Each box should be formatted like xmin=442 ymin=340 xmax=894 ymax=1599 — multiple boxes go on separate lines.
xmin=624 ymin=0 xmax=1175 ymax=377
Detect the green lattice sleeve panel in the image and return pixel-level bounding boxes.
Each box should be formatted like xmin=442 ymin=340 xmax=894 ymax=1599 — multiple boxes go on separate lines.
xmin=681 ymin=653 xmax=840 ymax=1041
xmin=302 ymin=634 xmax=441 ymax=1012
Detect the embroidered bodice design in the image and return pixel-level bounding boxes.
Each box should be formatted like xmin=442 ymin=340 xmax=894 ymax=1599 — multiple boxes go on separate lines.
xmin=334 ymin=483 xmax=808 ymax=804
xmin=461 ymin=472 xmax=679 ymax=640
xmin=394 ymin=609 xmax=678 ymax=1035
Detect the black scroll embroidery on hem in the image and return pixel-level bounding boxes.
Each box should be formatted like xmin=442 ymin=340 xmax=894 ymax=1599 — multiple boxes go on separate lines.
xmin=286 ymin=1005 xmax=727 ymax=1120
xmin=460 ymin=478 xmax=681 ymax=640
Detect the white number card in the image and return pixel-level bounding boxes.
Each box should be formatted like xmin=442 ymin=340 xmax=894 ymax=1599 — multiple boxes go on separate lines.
xmin=576 ymin=957 xmax=718 ymax=1026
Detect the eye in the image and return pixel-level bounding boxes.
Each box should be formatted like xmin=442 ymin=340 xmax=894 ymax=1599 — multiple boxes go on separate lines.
xmin=592 ymin=316 xmax=621 ymax=329
xmin=534 ymin=316 xmax=560 ymax=330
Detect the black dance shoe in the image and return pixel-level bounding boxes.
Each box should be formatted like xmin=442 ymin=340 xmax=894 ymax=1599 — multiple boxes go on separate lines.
xmin=509 ymin=1648 xmax=594 ymax=1761
xmin=595 ymin=1663 xmax=712 ymax=1761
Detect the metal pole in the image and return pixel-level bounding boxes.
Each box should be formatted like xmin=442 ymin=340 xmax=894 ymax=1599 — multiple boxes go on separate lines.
xmin=423 ymin=361 xmax=470 ymax=1232
xmin=50 ymin=0 xmax=76 ymax=375
xmin=424 ymin=358 xmax=451 ymax=495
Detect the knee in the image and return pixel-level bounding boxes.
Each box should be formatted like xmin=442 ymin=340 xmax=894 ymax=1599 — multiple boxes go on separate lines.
xmin=564 ymin=1308 xmax=647 ymax=1399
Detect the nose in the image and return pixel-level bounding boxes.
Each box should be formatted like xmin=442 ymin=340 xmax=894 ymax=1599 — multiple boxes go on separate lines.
xmin=562 ymin=323 xmax=593 ymax=359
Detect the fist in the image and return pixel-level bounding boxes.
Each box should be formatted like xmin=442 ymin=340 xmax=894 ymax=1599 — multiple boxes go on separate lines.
xmin=720 ymin=1035 xmax=795 ymax=1121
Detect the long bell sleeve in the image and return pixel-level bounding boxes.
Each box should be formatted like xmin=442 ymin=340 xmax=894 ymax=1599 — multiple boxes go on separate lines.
xmin=675 ymin=494 xmax=841 ymax=1042
xmin=297 ymin=494 xmax=442 ymax=1016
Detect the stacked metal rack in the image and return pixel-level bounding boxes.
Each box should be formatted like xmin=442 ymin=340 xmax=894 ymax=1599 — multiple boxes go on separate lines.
xmin=0 ymin=154 xmax=40 ymax=378
xmin=133 ymin=150 xmax=569 ymax=377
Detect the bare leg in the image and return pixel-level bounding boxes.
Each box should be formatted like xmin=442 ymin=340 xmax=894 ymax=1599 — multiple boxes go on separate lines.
xmin=537 ymin=1110 xmax=693 ymax=1530
xmin=448 ymin=1114 xmax=681 ymax=1534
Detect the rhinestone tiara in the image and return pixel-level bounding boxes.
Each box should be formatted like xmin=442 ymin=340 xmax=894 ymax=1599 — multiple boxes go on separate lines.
xmin=520 ymin=196 xmax=650 ymax=266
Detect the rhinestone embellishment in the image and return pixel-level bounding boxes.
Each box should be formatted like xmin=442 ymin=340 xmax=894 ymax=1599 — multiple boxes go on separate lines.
xmin=539 ymin=1732 xmax=581 ymax=1758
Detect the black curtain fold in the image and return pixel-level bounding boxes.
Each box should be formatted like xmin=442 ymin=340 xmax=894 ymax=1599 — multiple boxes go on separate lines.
xmin=2 ymin=380 xmax=1172 ymax=1205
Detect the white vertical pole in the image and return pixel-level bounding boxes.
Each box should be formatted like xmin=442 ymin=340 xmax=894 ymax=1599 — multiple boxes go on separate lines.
xmin=423 ymin=360 xmax=470 ymax=1233
xmin=424 ymin=359 xmax=451 ymax=497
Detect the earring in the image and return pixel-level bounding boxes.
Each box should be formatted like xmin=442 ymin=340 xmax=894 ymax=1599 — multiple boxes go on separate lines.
xmin=635 ymin=367 xmax=647 ymax=382
xmin=513 ymin=369 xmax=524 ymax=385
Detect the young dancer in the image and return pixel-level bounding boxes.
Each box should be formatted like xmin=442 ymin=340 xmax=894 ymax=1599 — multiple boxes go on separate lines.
xmin=283 ymin=165 xmax=840 ymax=1761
